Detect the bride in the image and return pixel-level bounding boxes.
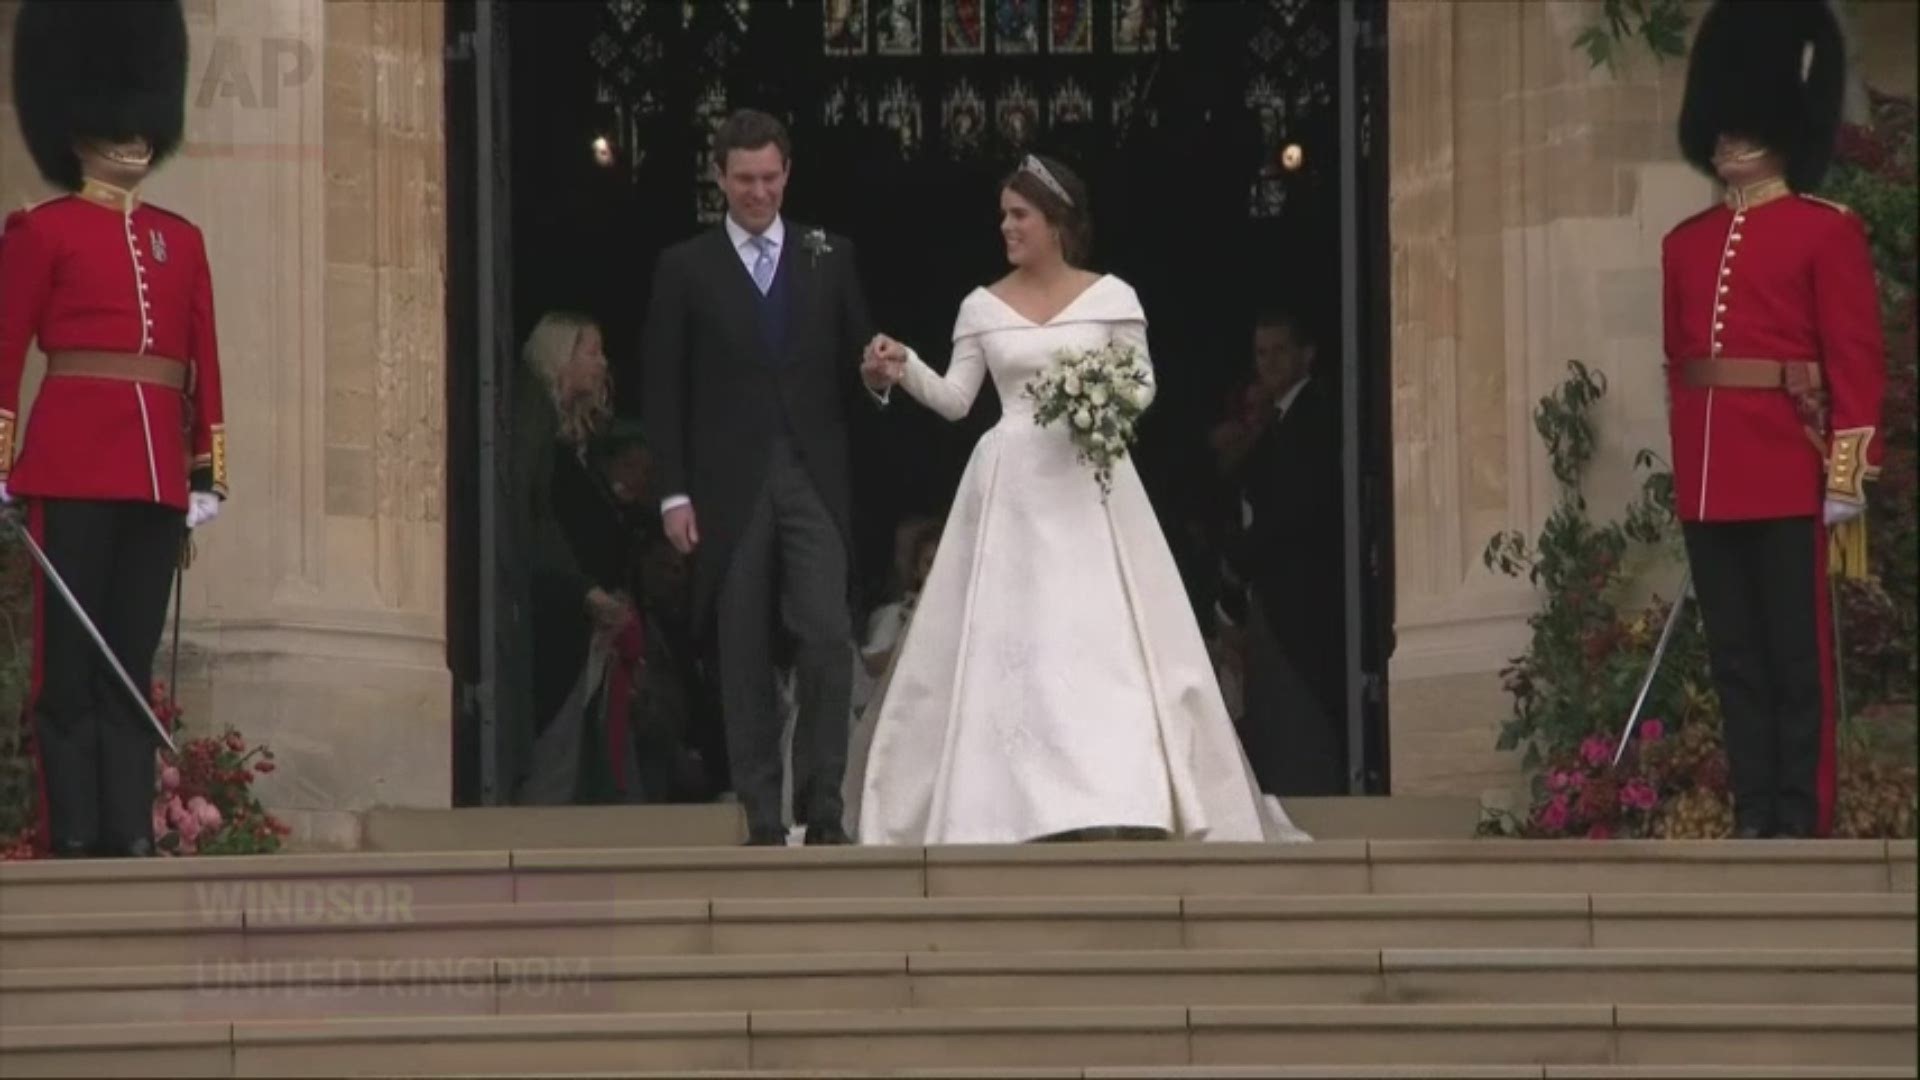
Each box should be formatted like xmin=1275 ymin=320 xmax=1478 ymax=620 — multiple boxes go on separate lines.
xmin=851 ymin=154 xmax=1309 ymax=846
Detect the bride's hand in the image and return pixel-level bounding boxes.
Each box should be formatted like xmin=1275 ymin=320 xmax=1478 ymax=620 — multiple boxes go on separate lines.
xmin=863 ymin=334 xmax=906 ymax=388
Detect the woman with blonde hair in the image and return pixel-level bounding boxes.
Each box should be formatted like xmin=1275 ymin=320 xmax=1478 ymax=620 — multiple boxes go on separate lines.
xmin=512 ymin=311 xmax=640 ymax=804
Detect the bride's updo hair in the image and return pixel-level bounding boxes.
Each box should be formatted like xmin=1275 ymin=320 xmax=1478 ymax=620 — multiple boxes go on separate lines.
xmin=1003 ymin=154 xmax=1092 ymax=266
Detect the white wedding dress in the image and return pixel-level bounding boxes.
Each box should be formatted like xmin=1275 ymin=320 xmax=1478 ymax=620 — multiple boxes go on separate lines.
xmin=852 ymin=275 xmax=1310 ymax=845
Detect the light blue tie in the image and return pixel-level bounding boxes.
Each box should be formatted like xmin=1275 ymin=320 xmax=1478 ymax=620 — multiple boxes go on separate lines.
xmin=750 ymin=235 xmax=775 ymax=295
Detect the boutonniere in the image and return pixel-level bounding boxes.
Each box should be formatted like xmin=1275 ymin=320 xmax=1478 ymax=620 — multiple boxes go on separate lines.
xmin=801 ymin=228 xmax=834 ymax=264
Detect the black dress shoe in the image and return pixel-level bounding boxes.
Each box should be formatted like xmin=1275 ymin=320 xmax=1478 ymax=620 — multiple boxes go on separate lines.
xmin=804 ymin=823 xmax=852 ymax=846
xmin=1732 ymin=824 xmax=1770 ymax=840
xmin=1773 ymin=822 xmax=1812 ymax=840
xmin=51 ymin=838 xmax=92 ymax=859
xmin=99 ymin=838 xmax=156 ymax=858
xmin=744 ymin=828 xmax=788 ymax=847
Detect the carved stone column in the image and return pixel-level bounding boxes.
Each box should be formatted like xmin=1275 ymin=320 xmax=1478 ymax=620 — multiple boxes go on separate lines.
xmin=1386 ymin=0 xmax=1707 ymax=805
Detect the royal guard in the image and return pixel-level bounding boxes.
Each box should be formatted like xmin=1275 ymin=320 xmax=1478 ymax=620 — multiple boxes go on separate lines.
xmin=0 ymin=0 xmax=227 ymax=857
xmin=1664 ymin=0 xmax=1884 ymax=839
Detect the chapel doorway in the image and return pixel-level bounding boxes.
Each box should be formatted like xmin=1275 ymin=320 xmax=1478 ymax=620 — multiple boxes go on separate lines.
xmin=445 ymin=0 xmax=1393 ymax=808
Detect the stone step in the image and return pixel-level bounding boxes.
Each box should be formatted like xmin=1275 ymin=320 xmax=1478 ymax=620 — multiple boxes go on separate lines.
xmin=3 ymin=892 xmax=1912 ymax=970
xmin=3 ymin=948 xmax=1910 ymax=1026
xmin=495 ymin=1070 xmax=1920 ymax=1080
xmin=347 ymin=796 xmax=1484 ymax=853
xmin=1 ymin=1005 xmax=1912 ymax=1076
xmin=0 ymin=840 xmax=1909 ymax=916
xmin=359 ymin=804 xmax=748 ymax=852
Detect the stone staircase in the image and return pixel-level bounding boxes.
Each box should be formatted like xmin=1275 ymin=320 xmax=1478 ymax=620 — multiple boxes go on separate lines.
xmin=0 ymin=835 xmax=1912 ymax=1078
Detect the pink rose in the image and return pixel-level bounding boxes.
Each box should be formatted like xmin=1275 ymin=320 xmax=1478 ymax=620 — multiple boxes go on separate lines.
xmin=1580 ymin=735 xmax=1613 ymax=767
xmin=1547 ymin=770 xmax=1573 ymax=792
xmin=1587 ymin=823 xmax=1615 ymax=840
xmin=166 ymin=795 xmax=189 ymax=827
xmin=1639 ymin=719 xmax=1665 ymax=743
xmin=1536 ymin=796 xmax=1571 ymax=832
xmin=152 ymin=806 xmax=168 ymax=840
xmin=1621 ymin=779 xmax=1658 ymax=811
xmin=160 ymin=766 xmax=181 ymax=792
xmin=178 ymin=815 xmax=201 ymax=843
xmin=195 ymin=802 xmax=223 ymax=829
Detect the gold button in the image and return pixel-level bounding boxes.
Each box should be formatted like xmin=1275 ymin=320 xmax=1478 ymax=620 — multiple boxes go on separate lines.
xmin=1717 ymin=304 xmax=1727 ymax=313
xmin=1715 ymin=322 xmax=1725 ymax=331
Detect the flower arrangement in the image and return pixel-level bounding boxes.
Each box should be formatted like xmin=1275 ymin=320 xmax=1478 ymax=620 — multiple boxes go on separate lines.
xmin=150 ymin=683 xmax=290 ymax=856
xmin=1023 ymin=342 xmax=1154 ymax=500
xmin=1482 ymin=358 xmax=1915 ymax=841
xmin=0 ymin=680 xmax=289 ymax=859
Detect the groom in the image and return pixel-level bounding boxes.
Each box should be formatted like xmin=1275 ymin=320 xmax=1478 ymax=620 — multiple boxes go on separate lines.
xmin=642 ymin=109 xmax=890 ymax=846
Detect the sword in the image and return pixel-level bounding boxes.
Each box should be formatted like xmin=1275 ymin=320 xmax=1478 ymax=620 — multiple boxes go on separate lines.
xmin=1614 ymin=571 xmax=1692 ymax=768
xmin=4 ymin=510 xmax=178 ymax=753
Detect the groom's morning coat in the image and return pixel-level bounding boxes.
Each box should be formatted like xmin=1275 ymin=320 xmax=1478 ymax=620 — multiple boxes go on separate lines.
xmin=640 ymin=222 xmax=876 ymax=626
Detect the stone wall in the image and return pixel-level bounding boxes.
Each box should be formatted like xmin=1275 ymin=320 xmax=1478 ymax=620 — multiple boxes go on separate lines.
xmin=1387 ymin=0 xmax=1709 ymax=806
xmin=0 ymin=0 xmax=450 ymax=846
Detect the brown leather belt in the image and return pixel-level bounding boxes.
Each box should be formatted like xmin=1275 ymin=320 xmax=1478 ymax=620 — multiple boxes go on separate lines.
xmin=46 ymin=351 xmax=187 ymax=392
xmin=1679 ymin=358 xmax=1823 ymax=391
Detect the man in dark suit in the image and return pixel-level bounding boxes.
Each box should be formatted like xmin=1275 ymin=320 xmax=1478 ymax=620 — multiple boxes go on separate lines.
xmin=1211 ymin=308 xmax=1347 ymax=796
xmin=641 ymin=110 xmax=889 ymax=846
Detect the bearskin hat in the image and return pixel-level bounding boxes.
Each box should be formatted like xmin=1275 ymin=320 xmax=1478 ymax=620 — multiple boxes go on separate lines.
xmin=1678 ymin=0 xmax=1848 ymax=192
xmin=11 ymin=0 xmax=190 ymax=192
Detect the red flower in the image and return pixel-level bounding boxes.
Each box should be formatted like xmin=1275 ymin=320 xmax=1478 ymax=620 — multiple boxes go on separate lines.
xmin=255 ymin=760 xmax=276 ymax=775
xmin=224 ymin=732 xmax=246 ymax=753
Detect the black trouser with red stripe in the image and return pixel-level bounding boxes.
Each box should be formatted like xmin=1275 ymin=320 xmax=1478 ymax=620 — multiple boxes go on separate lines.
xmin=29 ymin=498 xmax=183 ymax=854
xmin=1682 ymin=516 xmax=1833 ymax=837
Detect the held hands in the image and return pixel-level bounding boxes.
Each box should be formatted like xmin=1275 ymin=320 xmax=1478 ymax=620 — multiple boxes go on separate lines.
xmin=186 ymin=492 xmax=222 ymax=530
xmin=862 ymin=334 xmax=907 ymax=391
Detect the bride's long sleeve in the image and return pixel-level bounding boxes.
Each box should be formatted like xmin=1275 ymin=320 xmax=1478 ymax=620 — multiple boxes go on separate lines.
xmin=1113 ymin=319 xmax=1157 ymax=410
xmin=899 ymin=335 xmax=987 ymax=422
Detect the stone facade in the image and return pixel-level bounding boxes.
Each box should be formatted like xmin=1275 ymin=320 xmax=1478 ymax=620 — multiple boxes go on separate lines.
xmin=2 ymin=1 xmax=1911 ymax=836
xmin=0 ymin=0 xmax=449 ymax=847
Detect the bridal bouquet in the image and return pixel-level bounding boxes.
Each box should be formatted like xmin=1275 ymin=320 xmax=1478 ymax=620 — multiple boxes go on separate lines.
xmin=1024 ymin=342 xmax=1153 ymax=501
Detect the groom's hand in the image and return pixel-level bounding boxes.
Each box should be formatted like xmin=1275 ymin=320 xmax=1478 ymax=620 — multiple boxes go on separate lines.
xmin=862 ymin=334 xmax=906 ymax=390
xmin=664 ymin=502 xmax=700 ymax=555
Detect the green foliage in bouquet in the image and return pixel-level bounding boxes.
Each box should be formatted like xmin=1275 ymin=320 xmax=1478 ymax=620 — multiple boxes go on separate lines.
xmin=1025 ymin=342 xmax=1154 ymax=501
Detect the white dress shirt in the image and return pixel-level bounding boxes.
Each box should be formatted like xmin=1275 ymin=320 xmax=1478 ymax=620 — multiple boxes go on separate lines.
xmin=661 ymin=215 xmax=787 ymax=515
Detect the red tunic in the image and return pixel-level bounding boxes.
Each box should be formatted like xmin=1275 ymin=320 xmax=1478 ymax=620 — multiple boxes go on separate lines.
xmin=1661 ymin=183 xmax=1885 ymax=522
xmin=0 ymin=179 xmax=228 ymax=511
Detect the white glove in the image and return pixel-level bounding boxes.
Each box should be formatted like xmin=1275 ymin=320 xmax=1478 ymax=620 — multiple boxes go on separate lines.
xmin=0 ymin=480 xmax=10 ymax=506
xmin=1823 ymin=498 xmax=1864 ymax=527
xmin=186 ymin=491 xmax=222 ymax=530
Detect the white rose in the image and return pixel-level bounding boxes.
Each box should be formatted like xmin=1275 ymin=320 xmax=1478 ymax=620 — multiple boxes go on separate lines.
xmin=1064 ymin=375 xmax=1083 ymax=397
xmin=1129 ymin=385 xmax=1152 ymax=408
xmin=1089 ymin=387 xmax=1109 ymax=407
xmin=1073 ymin=409 xmax=1092 ymax=430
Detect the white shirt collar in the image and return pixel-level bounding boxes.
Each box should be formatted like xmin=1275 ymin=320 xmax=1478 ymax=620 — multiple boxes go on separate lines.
xmin=1275 ymin=376 xmax=1311 ymax=417
xmin=725 ymin=213 xmax=785 ymax=252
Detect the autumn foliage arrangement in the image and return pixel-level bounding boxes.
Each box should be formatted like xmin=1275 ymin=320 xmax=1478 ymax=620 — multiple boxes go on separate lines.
xmin=148 ymin=686 xmax=291 ymax=856
xmin=0 ymin=675 xmax=289 ymax=860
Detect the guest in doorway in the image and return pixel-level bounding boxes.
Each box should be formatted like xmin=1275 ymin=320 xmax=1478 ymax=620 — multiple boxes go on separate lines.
xmin=511 ymin=311 xmax=639 ymax=805
xmin=1216 ymin=307 xmax=1347 ymax=796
